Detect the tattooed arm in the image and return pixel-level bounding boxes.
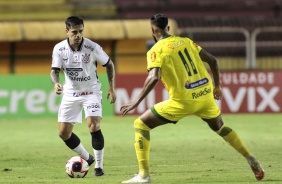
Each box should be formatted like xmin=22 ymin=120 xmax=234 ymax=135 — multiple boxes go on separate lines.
xmin=50 ymin=68 xmax=63 ymax=95
xmin=105 ymin=60 xmax=116 ymax=103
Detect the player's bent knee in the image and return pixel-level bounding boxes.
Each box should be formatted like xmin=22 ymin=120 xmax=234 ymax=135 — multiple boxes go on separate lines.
xmin=58 ymin=131 xmax=71 ymax=141
xmin=88 ymin=122 xmax=100 ymax=131
xmin=216 ymin=125 xmax=233 ymax=137
xmin=134 ymin=118 xmax=151 ymax=131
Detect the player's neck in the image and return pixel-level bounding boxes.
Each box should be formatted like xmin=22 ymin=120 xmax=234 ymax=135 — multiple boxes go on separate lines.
xmin=70 ymin=44 xmax=79 ymax=51
xmin=160 ymin=34 xmax=171 ymax=40
xmin=67 ymin=38 xmax=82 ymax=51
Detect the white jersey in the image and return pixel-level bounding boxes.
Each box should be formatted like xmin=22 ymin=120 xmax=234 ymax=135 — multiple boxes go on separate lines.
xmin=51 ymin=38 xmax=109 ymax=94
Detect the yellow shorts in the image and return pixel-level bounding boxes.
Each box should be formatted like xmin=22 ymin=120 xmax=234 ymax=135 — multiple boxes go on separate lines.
xmin=151 ymin=97 xmax=221 ymax=123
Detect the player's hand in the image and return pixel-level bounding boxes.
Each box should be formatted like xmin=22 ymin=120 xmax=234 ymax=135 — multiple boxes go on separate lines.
xmin=213 ymin=86 xmax=222 ymax=100
xmin=54 ymin=83 xmax=63 ymax=95
xmin=107 ymin=88 xmax=116 ymax=104
xmin=120 ymin=102 xmax=138 ymax=116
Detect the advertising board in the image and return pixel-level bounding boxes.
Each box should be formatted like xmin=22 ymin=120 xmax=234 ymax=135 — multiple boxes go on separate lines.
xmin=115 ymin=71 xmax=282 ymax=115
xmin=0 ymin=74 xmax=113 ymax=118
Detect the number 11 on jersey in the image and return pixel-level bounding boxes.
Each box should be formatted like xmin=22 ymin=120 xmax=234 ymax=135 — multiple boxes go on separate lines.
xmin=178 ymin=48 xmax=198 ymax=77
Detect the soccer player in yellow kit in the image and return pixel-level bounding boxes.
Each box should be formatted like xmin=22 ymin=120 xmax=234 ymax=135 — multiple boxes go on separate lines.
xmin=120 ymin=13 xmax=265 ymax=183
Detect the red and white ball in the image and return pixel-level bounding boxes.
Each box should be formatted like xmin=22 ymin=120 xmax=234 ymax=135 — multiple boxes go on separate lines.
xmin=65 ymin=156 xmax=89 ymax=178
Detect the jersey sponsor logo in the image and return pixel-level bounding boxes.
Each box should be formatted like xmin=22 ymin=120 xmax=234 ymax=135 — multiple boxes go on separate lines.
xmin=84 ymin=45 xmax=94 ymax=51
xmin=69 ymin=75 xmax=91 ymax=82
xmin=167 ymin=44 xmax=174 ymax=49
xmin=150 ymin=52 xmax=156 ymax=62
xmin=185 ymin=78 xmax=209 ymax=89
xmin=82 ymin=53 xmax=90 ymax=63
xmin=192 ymin=87 xmax=211 ymax=99
xmin=66 ymin=68 xmax=83 ymax=71
xmin=168 ymin=40 xmax=185 ymax=49
xmin=59 ymin=47 xmax=66 ymax=51
xmin=66 ymin=68 xmax=88 ymax=81
xmin=87 ymin=103 xmax=100 ymax=110
xmin=73 ymin=91 xmax=94 ymax=97
xmin=67 ymin=71 xmax=79 ymax=77
xmin=74 ymin=55 xmax=79 ymax=62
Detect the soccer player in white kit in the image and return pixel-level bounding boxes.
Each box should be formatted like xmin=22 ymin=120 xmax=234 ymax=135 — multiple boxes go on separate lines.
xmin=50 ymin=16 xmax=116 ymax=176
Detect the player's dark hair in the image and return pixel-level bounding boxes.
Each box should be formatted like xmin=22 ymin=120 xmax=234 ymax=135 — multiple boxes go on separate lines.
xmin=65 ymin=16 xmax=84 ymax=30
xmin=150 ymin=13 xmax=168 ymax=30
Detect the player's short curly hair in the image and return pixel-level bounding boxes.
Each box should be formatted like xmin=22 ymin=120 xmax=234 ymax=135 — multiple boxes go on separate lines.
xmin=65 ymin=16 xmax=84 ymax=30
xmin=150 ymin=13 xmax=168 ymax=30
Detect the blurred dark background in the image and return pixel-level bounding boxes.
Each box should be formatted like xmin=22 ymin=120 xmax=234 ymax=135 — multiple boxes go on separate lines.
xmin=1 ymin=0 xmax=282 ymax=74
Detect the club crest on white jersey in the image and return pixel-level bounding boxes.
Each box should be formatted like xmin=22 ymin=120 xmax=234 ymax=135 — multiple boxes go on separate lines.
xmin=52 ymin=38 xmax=109 ymax=94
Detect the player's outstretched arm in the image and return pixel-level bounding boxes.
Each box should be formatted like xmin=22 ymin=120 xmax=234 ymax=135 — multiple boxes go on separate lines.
xmin=120 ymin=67 xmax=160 ymax=116
xmin=105 ymin=60 xmax=116 ymax=103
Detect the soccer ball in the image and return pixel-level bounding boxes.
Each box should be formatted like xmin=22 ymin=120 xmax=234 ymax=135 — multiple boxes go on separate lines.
xmin=65 ymin=156 xmax=89 ymax=178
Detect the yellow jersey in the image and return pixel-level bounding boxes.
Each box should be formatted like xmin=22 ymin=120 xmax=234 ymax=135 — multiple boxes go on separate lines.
xmin=147 ymin=36 xmax=213 ymax=101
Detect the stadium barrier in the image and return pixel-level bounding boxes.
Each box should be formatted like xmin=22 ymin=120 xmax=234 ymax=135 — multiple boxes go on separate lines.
xmin=0 ymin=19 xmax=178 ymax=74
xmin=0 ymin=19 xmax=178 ymax=42
xmin=179 ymin=27 xmax=282 ymax=70
xmin=0 ymin=22 xmax=22 ymax=41
xmin=2 ymin=20 xmax=281 ymax=75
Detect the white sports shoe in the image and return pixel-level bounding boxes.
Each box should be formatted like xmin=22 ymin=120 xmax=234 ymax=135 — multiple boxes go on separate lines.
xmin=121 ymin=174 xmax=151 ymax=183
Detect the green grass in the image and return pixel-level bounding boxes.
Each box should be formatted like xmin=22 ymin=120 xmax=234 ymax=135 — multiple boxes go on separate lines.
xmin=0 ymin=114 xmax=282 ymax=184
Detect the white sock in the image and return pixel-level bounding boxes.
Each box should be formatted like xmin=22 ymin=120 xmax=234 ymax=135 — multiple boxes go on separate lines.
xmin=73 ymin=143 xmax=90 ymax=161
xmin=94 ymin=148 xmax=104 ymax=169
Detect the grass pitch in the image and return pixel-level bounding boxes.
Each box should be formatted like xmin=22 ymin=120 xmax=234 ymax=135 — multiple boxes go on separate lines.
xmin=0 ymin=114 xmax=282 ymax=184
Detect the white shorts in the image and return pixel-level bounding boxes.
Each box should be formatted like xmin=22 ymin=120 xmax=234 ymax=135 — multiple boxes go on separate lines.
xmin=58 ymin=92 xmax=102 ymax=123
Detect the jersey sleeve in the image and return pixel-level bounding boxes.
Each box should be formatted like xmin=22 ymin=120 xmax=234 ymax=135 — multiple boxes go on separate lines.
xmin=146 ymin=48 xmax=162 ymax=71
xmin=94 ymin=44 xmax=110 ymax=66
xmin=188 ymin=38 xmax=202 ymax=53
xmin=51 ymin=44 xmax=62 ymax=69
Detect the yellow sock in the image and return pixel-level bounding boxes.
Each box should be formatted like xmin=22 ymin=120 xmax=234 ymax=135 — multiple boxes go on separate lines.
xmin=134 ymin=118 xmax=151 ymax=178
xmin=216 ymin=125 xmax=251 ymax=159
